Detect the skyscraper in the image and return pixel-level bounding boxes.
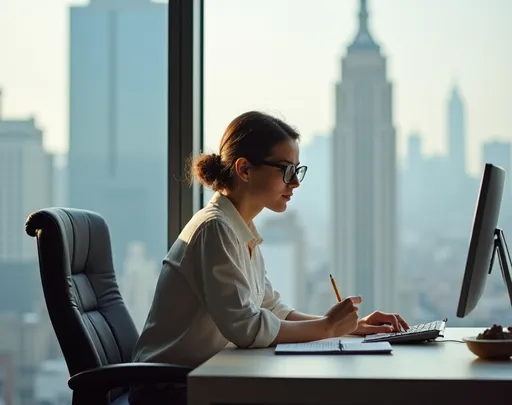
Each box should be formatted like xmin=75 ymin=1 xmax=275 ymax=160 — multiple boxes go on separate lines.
xmin=68 ymin=0 xmax=168 ymax=272
xmin=406 ymin=132 xmax=423 ymax=172
xmin=0 ymin=93 xmax=52 ymax=316
xmin=258 ymin=211 xmax=307 ymax=312
xmin=447 ymin=86 xmax=466 ymax=176
xmin=0 ymin=91 xmax=54 ymax=405
xmin=332 ymin=0 xmax=397 ymax=316
xmin=0 ymin=93 xmax=53 ymax=263
xmin=120 ymin=242 xmax=159 ymax=332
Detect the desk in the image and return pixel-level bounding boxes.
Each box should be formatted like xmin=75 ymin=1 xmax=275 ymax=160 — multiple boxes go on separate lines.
xmin=188 ymin=328 xmax=511 ymax=405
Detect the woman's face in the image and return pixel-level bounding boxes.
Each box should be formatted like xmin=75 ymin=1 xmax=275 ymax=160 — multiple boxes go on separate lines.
xmin=246 ymin=138 xmax=303 ymax=213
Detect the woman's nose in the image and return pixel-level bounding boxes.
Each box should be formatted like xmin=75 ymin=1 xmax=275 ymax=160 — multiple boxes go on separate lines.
xmin=290 ymin=177 xmax=300 ymax=188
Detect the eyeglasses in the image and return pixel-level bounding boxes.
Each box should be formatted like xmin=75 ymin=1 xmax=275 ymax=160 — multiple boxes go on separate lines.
xmin=260 ymin=161 xmax=308 ymax=184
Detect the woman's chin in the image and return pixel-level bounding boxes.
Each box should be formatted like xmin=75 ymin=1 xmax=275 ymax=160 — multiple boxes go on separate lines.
xmin=267 ymin=200 xmax=288 ymax=213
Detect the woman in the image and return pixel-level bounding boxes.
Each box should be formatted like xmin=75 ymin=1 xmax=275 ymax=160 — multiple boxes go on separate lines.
xmin=129 ymin=111 xmax=408 ymax=405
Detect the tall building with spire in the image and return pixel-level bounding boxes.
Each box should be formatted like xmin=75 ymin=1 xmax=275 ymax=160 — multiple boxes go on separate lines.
xmin=332 ymin=0 xmax=397 ymax=316
xmin=447 ymin=86 xmax=466 ymax=176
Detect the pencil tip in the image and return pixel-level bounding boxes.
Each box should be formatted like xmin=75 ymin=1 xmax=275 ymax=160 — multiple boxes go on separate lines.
xmin=329 ymin=273 xmax=333 ymax=278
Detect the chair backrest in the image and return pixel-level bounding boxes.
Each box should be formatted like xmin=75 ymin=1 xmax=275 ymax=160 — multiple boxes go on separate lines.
xmin=25 ymin=208 xmax=139 ymax=380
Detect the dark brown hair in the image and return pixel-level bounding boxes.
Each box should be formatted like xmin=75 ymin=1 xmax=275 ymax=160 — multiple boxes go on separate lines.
xmin=191 ymin=111 xmax=300 ymax=191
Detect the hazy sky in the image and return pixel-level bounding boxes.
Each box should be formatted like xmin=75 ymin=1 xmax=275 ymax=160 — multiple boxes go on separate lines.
xmin=0 ymin=0 xmax=510 ymax=175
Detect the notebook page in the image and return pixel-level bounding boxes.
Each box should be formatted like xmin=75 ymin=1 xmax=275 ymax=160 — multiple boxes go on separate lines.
xmin=275 ymin=341 xmax=340 ymax=353
xmin=340 ymin=341 xmax=392 ymax=353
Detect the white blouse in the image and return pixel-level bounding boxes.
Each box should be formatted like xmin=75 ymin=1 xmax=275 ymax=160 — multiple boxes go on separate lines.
xmin=132 ymin=192 xmax=294 ymax=368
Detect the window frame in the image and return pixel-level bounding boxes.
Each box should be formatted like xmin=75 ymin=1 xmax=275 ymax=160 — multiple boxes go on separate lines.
xmin=168 ymin=0 xmax=204 ymax=247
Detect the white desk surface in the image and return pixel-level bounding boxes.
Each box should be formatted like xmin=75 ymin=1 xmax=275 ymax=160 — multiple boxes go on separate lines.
xmin=188 ymin=327 xmax=512 ymax=405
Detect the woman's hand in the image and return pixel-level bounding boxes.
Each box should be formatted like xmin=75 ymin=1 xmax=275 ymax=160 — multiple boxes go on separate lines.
xmin=351 ymin=311 xmax=409 ymax=336
xmin=323 ymin=296 xmax=362 ymax=337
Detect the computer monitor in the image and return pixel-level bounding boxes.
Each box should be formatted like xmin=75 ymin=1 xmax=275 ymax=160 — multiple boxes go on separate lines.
xmin=457 ymin=163 xmax=512 ymax=318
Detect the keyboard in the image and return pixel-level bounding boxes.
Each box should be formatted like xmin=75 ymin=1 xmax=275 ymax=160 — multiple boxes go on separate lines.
xmin=363 ymin=318 xmax=447 ymax=344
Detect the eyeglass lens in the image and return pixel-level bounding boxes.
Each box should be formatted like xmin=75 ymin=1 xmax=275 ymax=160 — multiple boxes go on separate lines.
xmin=284 ymin=165 xmax=306 ymax=183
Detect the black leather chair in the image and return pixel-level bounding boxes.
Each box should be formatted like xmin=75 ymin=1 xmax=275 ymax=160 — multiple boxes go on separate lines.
xmin=25 ymin=208 xmax=191 ymax=405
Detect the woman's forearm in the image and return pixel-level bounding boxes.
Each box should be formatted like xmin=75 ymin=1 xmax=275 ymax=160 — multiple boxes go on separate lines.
xmin=285 ymin=310 xmax=323 ymax=321
xmin=270 ymin=318 xmax=331 ymax=346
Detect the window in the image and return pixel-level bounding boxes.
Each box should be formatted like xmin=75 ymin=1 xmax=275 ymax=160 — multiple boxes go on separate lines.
xmin=0 ymin=1 xmax=169 ymax=404
xmin=203 ymin=0 xmax=512 ymax=327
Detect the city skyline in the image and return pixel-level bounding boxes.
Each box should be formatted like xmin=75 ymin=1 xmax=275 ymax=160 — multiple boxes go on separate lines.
xmin=0 ymin=0 xmax=510 ymax=176
xmin=1 ymin=1 xmax=511 ymax=403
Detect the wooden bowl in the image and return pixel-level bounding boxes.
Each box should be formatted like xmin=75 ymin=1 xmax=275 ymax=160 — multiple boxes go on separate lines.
xmin=463 ymin=336 xmax=512 ymax=360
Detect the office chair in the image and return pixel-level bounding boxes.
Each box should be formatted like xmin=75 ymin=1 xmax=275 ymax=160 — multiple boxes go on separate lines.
xmin=25 ymin=208 xmax=191 ymax=405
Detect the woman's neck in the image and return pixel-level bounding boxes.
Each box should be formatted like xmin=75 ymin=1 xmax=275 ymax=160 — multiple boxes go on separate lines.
xmin=221 ymin=189 xmax=263 ymax=225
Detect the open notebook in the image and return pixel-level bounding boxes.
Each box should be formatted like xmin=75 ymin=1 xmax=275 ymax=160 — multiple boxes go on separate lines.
xmin=275 ymin=340 xmax=392 ymax=355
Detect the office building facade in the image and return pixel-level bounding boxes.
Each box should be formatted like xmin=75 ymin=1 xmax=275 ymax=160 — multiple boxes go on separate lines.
xmin=0 ymin=101 xmax=53 ymax=263
xmin=0 ymin=91 xmax=55 ymax=405
xmin=258 ymin=211 xmax=307 ymax=312
xmin=69 ymin=0 xmax=168 ymax=273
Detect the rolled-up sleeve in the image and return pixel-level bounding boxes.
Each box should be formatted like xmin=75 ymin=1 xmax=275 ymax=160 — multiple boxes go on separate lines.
xmin=262 ymin=275 xmax=294 ymax=320
xmin=195 ymin=219 xmax=281 ymax=348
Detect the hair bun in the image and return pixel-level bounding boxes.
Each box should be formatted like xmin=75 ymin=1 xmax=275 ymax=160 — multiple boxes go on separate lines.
xmin=213 ymin=153 xmax=222 ymax=165
xmin=192 ymin=153 xmax=227 ymax=190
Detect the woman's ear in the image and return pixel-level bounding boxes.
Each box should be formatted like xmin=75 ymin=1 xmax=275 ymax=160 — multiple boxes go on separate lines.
xmin=234 ymin=157 xmax=251 ymax=182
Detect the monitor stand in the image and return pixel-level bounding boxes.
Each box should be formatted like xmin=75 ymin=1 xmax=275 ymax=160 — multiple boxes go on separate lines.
xmin=489 ymin=228 xmax=512 ymax=306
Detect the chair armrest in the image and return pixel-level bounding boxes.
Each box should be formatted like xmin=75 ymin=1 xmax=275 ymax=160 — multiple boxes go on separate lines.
xmin=68 ymin=362 xmax=192 ymax=392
